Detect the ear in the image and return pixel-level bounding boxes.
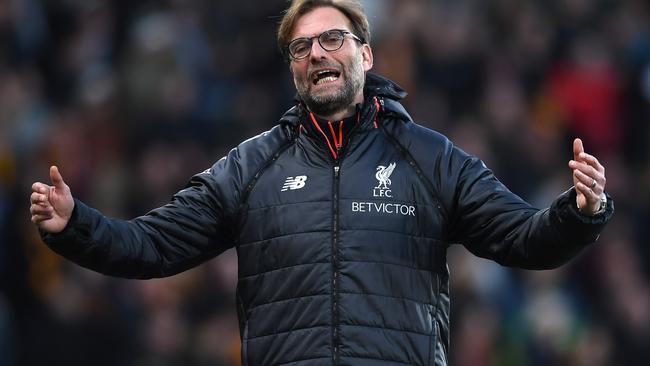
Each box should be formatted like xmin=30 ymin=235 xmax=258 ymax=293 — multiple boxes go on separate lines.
xmin=361 ymin=44 xmax=373 ymax=72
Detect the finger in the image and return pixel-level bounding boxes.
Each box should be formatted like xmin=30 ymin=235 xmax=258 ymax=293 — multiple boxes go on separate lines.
xmin=31 ymin=214 xmax=53 ymax=224
xmin=574 ymin=170 xmax=603 ymax=195
xmin=570 ymin=161 xmax=606 ymax=196
xmin=30 ymin=204 xmax=53 ymax=216
xmin=50 ymin=166 xmax=66 ymax=190
xmin=32 ymin=182 xmax=51 ymax=194
xmin=568 ymin=160 xmax=600 ymax=178
xmin=30 ymin=192 xmax=49 ymax=205
xmin=575 ymin=181 xmax=600 ymax=203
xmin=573 ymin=138 xmax=584 ymax=161
xmin=578 ymin=152 xmax=605 ymax=174
xmin=36 ymin=200 xmax=50 ymax=208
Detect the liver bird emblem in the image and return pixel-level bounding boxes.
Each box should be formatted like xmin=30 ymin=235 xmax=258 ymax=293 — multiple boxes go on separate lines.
xmin=375 ymin=163 xmax=396 ymax=189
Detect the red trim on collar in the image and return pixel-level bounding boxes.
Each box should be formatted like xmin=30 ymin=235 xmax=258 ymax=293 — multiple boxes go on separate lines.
xmin=373 ymin=97 xmax=381 ymax=129
xmin=309 ymin=112 xmax=338 ymax=159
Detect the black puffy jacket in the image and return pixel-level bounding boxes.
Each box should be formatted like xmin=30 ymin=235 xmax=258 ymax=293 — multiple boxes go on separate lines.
xmin=43 ymin=73 xmax=613 ymax=366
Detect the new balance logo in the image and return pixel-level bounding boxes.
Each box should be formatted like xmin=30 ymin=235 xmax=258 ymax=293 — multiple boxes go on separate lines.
xmin=281 ymin=176 xmax=308 ymax=191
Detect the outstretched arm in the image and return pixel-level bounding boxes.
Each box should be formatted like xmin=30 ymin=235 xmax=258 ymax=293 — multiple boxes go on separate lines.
xmin=29 ymin=161 xmax=237 ymax=279
xmin=447 ymin=138 xmax=613 ymax=269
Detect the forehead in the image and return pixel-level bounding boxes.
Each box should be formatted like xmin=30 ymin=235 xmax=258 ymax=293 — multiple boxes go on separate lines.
xmin=291 ymin=6 xmax=353 ymax=39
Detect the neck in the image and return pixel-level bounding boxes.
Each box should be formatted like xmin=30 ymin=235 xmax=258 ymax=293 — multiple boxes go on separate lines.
xmin=313 ymin=104 xmax=357 ymax=121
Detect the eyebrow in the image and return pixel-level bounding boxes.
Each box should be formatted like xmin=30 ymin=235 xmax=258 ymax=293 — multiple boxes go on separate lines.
xmin=291 ymin=28 xmax=351 ymax=40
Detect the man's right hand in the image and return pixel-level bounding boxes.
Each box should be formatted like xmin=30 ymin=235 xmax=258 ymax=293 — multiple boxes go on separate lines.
xmin=30 ymin=165 xmax=75 ymax=233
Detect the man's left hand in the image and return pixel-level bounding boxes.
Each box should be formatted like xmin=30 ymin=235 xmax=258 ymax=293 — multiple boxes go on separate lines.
xmin=568 ymin=138 xmax=607 ymax=216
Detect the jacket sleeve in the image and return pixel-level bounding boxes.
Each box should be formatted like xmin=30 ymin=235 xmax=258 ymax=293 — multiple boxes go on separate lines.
xmin=444 ymin=148 xmax=613 ymax=270
xmin=41 ymin=158 xmax=240 ymax=279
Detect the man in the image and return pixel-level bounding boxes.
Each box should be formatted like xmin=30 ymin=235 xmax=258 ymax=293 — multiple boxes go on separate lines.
xmin=30 ymin=0 xmax=613 ymax=365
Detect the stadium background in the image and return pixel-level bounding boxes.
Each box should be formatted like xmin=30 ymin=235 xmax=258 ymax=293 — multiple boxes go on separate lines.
xmin=1 ymin=0 xmax=649 ymax=365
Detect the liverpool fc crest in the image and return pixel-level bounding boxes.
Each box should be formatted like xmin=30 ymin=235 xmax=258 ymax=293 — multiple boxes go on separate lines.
xmin=373 ymin=162 xmax=396 ymax=197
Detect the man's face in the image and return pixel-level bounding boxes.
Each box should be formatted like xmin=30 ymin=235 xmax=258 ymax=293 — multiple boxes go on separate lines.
xmin=289 ymin=7 xmax=373 ymax=117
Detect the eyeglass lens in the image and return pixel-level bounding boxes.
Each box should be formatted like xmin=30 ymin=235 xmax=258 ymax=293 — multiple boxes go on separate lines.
xmin=289 ymin=30 xmax=346 ymax=59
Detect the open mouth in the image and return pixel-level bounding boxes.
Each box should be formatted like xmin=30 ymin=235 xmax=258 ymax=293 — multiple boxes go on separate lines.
xmin=312 ymin=69 xmax=341 ymax=85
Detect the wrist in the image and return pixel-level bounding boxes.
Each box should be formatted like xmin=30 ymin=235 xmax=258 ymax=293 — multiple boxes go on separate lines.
xmin=592 ymin=193 xmax=608 ymax=215
xmin=577 ymin=192 xmax=607 ymax=216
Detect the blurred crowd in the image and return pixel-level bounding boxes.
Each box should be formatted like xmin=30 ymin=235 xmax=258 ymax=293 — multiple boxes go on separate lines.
xmin=1 ymin=0 xmax=649 ymax=365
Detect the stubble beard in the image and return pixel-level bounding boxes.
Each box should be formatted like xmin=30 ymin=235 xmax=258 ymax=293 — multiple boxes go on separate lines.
xmin=296 ymin=58 xmax=365 ymax=117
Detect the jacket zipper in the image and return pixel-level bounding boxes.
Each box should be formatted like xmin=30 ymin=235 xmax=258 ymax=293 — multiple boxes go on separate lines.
xmin=328 ymin=103 xmax=379 ymax=364
xmin=331 ymin=153 xmax=341 ymax=365
xmin=317 ymin=103 xmax=378 ymax=364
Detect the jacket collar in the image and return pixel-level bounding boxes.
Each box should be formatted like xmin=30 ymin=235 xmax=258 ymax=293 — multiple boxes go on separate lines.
xmin=279 ymin=73 xmax=412 ymax=156
xmin=363 ymin=72 xmax=408 ymax=101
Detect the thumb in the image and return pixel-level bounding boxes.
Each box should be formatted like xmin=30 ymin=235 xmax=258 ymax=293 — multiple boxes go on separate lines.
xmin=50 ymin=165 xmax=66 ymax=190
xmin=573 ymin=138 xmax=584 ymax=161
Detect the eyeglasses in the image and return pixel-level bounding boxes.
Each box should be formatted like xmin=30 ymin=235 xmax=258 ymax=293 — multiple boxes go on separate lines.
xmin=287 ymin=29 xmax=365 ymax=61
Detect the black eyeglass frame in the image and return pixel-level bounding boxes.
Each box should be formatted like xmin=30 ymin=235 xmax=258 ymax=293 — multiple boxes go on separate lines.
xmin=286 ymin=29 xmax=365 ymax=61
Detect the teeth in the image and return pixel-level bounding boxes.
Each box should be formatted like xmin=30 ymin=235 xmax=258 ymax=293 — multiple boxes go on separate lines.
xmin=316 ymin=75 xmax=338 ymax=85
xmin=313 ymin=70 xmax=337 ymax=80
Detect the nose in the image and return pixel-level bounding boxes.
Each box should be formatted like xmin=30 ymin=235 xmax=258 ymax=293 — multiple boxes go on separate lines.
xmin=309 ymin=39 xmax=327 ymax=60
